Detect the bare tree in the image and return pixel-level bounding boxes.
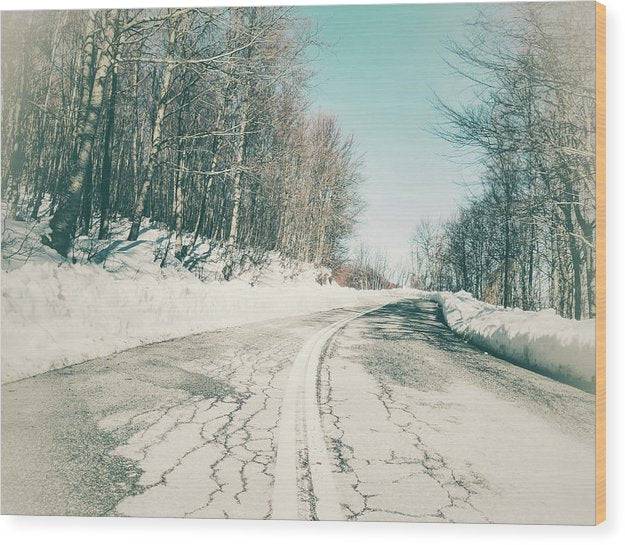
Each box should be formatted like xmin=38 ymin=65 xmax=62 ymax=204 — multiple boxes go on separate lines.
xmin=423 ymin=4 xmax=596 ymax=319
xmin=2 ymin=7 xmax=363 ymax=272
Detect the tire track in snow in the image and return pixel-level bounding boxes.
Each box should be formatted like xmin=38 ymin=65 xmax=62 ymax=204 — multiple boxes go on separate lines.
xmin=271 ymin=303 xmax=389 ymax=520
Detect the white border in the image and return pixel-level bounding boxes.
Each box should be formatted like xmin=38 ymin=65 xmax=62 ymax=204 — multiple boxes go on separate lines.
xmin=1 ymin=1 xmax=623 ymax=544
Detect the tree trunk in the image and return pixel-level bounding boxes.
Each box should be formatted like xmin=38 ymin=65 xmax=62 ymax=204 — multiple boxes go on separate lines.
xmin=191 ymin=151 xmax=220 ymax=249
xmin=502 ymin=209 xmax=511 ymax=308
xmin=567 ymin=227 xmax=584 ymax=320
xmin=228 ymin=101 xmax=249 ymax=247
xmin=30 ymin=14 xmax=62 ymax=220
xmin=174 ymin=162 xmax=185 ymax=258
xmin=7 ymin=14 xmax=34 ymax=217
xmin=80 ymin=157 xmax=94 ymax=234
xmin=46 ymin=12 xmax=113 ymax=257
xmin=98 ymin=63 xmax=118 ymax=239
xmin=127 ymin=15 xmax=180 ymax=241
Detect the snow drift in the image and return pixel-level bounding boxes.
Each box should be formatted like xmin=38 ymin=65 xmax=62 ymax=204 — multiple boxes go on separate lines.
xmin=1 ymin=207 xmax=595 ymax=391
xmin=1 ymin=210 xmax=402 ymax=384
xmin=1 ymin=261 xmax=403 ymax=384
xmin=428 ymin=290 xmax=596 ymax=392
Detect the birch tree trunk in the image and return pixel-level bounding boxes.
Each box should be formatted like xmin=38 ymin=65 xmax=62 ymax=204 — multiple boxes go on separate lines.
xmin=173 ymin=159 xmax=185 ymax=257
xmin=46 ymin=12 xmax=114 ymax=257
xmin=227 ymin=99 xmax=249 ymax=247
xmin=127 ymin=14 xmax=180 ymax=241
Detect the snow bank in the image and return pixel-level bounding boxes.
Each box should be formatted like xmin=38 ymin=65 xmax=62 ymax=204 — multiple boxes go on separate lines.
xmin=1 ymin=260 xmax=400 ymax=384
xmin=1 ymin=221 xmax=398 ymax=383
xmin=428 ymin=290 xmax=596 ymax=392
xmin=1 ymin=205 xmax=406 ymax=383
xmin=1 ymin=207 xmax=595 ymax=390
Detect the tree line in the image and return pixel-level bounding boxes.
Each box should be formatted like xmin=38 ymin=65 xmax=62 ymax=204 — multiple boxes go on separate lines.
xmin=334 ymin=244 xmax=397 ymax=290
xmin=1 ymin=8 xmax=361 ymax=269
xmin=411 ymin=5 xmax=596 ymax=320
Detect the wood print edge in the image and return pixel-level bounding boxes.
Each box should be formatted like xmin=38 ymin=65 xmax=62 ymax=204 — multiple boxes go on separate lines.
xmin=595 ymin=0 xmax=606 ymax=526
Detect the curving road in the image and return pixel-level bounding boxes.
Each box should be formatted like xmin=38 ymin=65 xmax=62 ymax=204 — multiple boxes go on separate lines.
xmin=1 ymin=299 xmax=595 ymax=523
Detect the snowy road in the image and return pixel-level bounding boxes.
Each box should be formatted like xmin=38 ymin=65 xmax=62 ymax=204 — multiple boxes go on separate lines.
xmin=1 ymin=299 xmax=595 ymax=523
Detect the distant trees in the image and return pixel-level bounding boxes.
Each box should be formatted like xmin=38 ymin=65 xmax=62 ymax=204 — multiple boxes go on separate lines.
xmin=1 ymin=7 xmax=361 ymax=268
xmin=413 ymin=4 xmax=596 ymax=319
xmin=334 ymin=244 xmax=396 ymax=290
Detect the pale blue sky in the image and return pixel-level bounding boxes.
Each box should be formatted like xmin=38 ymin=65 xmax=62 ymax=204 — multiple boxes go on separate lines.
xmin=296 ymin=3 xmax=488 ymax=268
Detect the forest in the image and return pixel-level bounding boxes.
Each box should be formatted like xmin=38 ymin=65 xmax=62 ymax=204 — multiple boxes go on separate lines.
xmin=1 ymin=7 xmax=361 ymax=270
xmin=1 ymin=6 xmax=599 ymax=318
xmin=410 ymin=5 xmax=597 ymax=320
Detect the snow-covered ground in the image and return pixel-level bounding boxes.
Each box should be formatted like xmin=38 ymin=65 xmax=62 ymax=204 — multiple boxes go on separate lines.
xmin=426 ymin=290 xmax=596 ymax=392
xmin=1 ymin=206 xmax=595 ymax=391
xmin=1 ymin=262 xmax=406 ymax=384
xmin=1 ymin=208 xmax=403 ymax=383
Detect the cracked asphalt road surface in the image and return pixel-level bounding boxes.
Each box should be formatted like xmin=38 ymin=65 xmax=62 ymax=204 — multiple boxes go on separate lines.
xmin=1 ymin=299 xmax=595 ymax=523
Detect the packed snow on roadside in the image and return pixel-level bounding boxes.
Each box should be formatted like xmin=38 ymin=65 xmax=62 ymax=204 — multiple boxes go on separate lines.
xmin=427 ymin=290 xmax=596 ymax=392
xmin=1 ymin=209 xmax=403 ymax=384
xmin=1 ymin=206 xmax=596 ymax=391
